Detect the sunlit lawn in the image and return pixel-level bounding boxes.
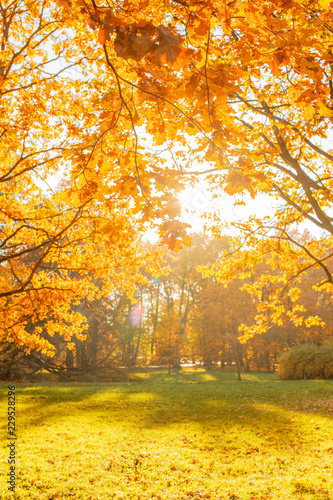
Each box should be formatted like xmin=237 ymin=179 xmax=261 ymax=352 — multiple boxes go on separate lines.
xmin=1 ymin=369 xmax=333 ymax=499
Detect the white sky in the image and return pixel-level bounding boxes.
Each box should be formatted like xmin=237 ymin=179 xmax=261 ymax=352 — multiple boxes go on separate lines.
xmin=178 ymin=184 xmax=274 ymax=232
xmin=179 ymin=185 xmax=325 ymax=240
xmin=142 ymin=180 xmax=276 ymax=242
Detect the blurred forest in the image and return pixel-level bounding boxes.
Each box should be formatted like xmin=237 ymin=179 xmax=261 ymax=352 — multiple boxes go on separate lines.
xmin=2 ymin=233 xmax=333 ymax=382
xmin=2 ymin=0 xmax=333 ymax=385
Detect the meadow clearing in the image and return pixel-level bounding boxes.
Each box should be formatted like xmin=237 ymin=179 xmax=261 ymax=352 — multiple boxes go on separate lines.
xmin=1 ymin=369 xmax=333 ymax=500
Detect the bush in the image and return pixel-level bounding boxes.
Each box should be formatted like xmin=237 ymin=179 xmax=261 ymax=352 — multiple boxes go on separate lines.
xmin=278 ymin=343 xmax=333 ymax=380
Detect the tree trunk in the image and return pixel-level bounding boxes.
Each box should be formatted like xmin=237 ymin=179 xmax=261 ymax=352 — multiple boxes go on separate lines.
xmin=231 ymin=335 xmax=242 ymax=381
xmin=235 ymin=357 xmax=242 ymax=381
xmin=90 ymin=328 xmax=98 ymax=367
xmin=66 ymin=347 xmax=74 ymax=370
xmin=74 ymin=337 xmax=88 ymax=370
xmin=203 ymin=357 xmax=212 ymax=369
xmin=132 ymin=332 xmax=141 ymax=366
xmin=151 ymin=285 xmax=159 ymax=355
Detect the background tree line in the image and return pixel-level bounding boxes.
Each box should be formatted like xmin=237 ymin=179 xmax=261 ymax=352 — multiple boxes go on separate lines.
xmin=2 ymin=232 xmax=333 ymax=381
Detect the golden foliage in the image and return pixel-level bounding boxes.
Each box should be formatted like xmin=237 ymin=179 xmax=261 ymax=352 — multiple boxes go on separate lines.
xmin=3 ymin=0 xmax=333 ymax=349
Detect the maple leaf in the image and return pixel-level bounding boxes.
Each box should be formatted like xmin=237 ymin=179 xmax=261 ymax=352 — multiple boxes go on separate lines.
xmin=88 ymin=17 xmax=97 ymax=31
xmin=98 ymin=27 xmax=112 ymax=45
xmin=225 ymin=171 xmax=256 ymax=198
xmin=114 ymin=29 xmax=154 ymax=60
xmin=103 ymin=10 xmax=126 ymax=29
xmin=159 ymin=220 xmax=191 ymax=251
xmin=185 ymin=74 xmax=200 ymax=97
xmin=194 ymin=20 xmax=210 ymax=36
xmin=109 ymin=22 xmax=182 ymax=64
xmin=317 ymin=100 xmax=333 ymax=117
xmin=154 ymin=26 xmax=182 ymax=64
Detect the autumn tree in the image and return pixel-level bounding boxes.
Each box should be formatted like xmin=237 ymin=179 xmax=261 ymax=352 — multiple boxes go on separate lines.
xmin=147 ymin=234 xmax=228 ymax=366
xmin=4 ymin=0 xmax=333 ymax=353
xmin=0 ymin=0 xmax=176 ymax=354
xmin=191 ymin=275 xmax=259 ymax=379
xmin=68 ymin=0 xmax=333 ymax=342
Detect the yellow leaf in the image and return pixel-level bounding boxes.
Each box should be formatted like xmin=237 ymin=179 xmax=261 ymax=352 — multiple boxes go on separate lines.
xmin=318 ymin=0 xmax=331 ymax=8
xmin=317 ymin=100 xmax=333 ymax=117
xmin=100 ymin=156 xmax=111 ymax=176
xmin=303 ymin=104 xmax=315 ymax=120
xmin=225 ymin=171 xmax=256 ymax=198
xmin=75 ymin=173 xmax=87 ymax=189
xmin=62 ymin=150 xmax=74 ymax=159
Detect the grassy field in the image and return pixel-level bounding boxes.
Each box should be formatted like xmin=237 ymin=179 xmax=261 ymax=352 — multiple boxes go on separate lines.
xmin=1 ymin=369 xmax=333 ymax=499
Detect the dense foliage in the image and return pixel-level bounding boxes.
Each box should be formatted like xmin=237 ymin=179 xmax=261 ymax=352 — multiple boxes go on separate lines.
xmin=2 ymin=0 xmax=333 ymax=355
xmin=278 ymin=342 xmax=333 ymax=379
xmin=3 ymin=234 xmax=333 ymax=381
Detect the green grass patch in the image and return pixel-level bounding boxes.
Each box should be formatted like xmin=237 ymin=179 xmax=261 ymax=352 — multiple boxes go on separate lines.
xmin=1 ymin=369 xmax=333 ymax=499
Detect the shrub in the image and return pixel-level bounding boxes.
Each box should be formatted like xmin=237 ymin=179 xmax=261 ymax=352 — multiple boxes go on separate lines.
xmin=278 ymin=342 xmax=333 ymax=380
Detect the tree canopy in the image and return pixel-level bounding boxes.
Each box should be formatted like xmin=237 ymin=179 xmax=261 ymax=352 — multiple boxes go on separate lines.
xmin=2 ymin=0 xmax=333 ymax=351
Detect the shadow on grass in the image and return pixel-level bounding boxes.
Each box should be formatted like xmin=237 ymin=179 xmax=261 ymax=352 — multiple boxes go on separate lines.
xmin=134 ymin=368 xmax=278 ymax=384
xmin=1 ymin=370 xmax=332 ymax=441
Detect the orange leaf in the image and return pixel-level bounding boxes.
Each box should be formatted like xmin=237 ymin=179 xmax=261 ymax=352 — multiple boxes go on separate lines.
xmin=154 ymin=26 xmax=181 ymax=64
xmin=225 ymin=171 xmax=256 ymax=198
xmin=98 ymin=27 xmax=111 ymax=45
